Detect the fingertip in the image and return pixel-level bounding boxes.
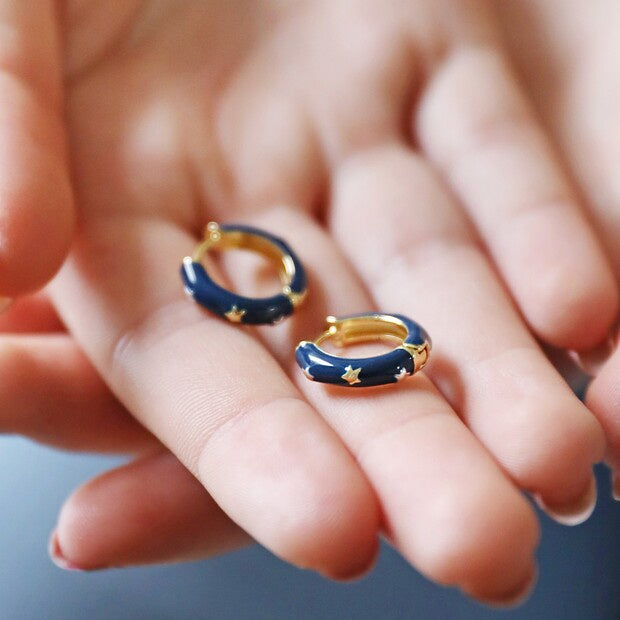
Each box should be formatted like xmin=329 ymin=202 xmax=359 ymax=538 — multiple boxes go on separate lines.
xmin=322 ymin=551 xmax=379 ymax=583
xmin=54 ymin=487 xmax=103 ymax=571
xmin=197 ymin=397 xmax=381 ymax=580
xmin=0 ymin=177 xmax=75 ymax=296
xmin=48 ymin=530 xmax=86 ymax=572
xmin=54 ymin=454 xmax=253 ymax=572
xmin=507 ymin=397 xmax=605 ymax=513
xmin=573 ymin=335 xmax=616 ymax=377
xmin=535 ymin=475 xmax=597 ymax=527
xmin=467 ymin=563 xmax=538 ymax=609
xmin=498 ymin=206 xmax=619 ymax=351
xmin=525 ymin=255 xmax=618 ymax=351
xmin=412 ymin=476 xmax=539 ymax=602
xmin=612 ymin=472 xmax=620 ymax=502
xmin=0 ymin=74 xmax=75 ymax=297
xmin=270 ymin=465 xmax=380 ymax=579
xmin=319 ymin=536 xmax=380 ymax=582
xmin=586 ymin=350 xmax=620 ymax=469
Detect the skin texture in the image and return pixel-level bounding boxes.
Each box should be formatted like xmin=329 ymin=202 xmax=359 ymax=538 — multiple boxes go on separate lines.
xmin=1 ymin=0 xmax=620 ymax=607
xmin=496 ymin=0 xmax=620 ymax=475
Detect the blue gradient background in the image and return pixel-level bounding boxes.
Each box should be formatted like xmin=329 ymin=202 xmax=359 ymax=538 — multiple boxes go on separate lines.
xmin=1 ymin=437 xmax=619 ymax=619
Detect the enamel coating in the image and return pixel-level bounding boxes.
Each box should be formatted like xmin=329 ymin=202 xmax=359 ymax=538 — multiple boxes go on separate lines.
xmin=295 ymin=313 xmax=431 ymax=388
xmin=181 ymin=224 xmax=306 ymax=325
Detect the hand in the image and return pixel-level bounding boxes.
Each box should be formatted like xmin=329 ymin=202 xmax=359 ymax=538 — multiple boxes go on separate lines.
xmin=496 ymin=0 xmax=620 ymax=491
xmin=0 ymin=291 xmax=252 ymax=563
xmin=3 ymin=0 xmax=616 ymax=606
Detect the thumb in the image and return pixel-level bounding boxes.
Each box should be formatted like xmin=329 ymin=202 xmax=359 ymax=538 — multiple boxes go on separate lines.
xmin=0 ymin=1 xmax=74 ymax=299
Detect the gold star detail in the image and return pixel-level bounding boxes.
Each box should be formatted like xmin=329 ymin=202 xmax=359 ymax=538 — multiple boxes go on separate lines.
xmin=394 ymin=367 xmax=408 ymax=382
xmin=225 ymin=306 xmax=246 ymax=323
xmin=341 ymin=365 xmax=362 ymax=385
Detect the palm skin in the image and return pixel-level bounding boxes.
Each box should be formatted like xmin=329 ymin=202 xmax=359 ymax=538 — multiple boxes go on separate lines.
xmin=2 ymin=0 xmax=619 ymax=607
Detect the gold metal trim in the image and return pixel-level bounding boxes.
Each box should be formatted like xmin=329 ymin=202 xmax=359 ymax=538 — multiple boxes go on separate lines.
xmin=313 ymin=314 xmax=431 ymax=373
xmin=224 ymin=306 xmax=247 ymax=323
xmin=400 ymin=342 xmax=430 ymax=373
xmin=192 ymin=222 xmax=298 ymax=291
xmin=315 ymin=314 xmax=408 ymax=347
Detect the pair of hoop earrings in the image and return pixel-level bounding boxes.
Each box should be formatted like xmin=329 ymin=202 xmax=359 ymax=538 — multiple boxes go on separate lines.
xmin=181 ymin=223 xmax=431 ymax=388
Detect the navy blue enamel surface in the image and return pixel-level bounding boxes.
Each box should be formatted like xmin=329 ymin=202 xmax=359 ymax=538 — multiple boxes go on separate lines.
xmin=296 ymin=314 xmax=430 ymax=388
xmin=182 ymin=261 xmax=294 ymax=324
xmin=296 ymin=342 xmax=415 ymax=387
xmin=181 ymin=225 xmax=306 ymax=325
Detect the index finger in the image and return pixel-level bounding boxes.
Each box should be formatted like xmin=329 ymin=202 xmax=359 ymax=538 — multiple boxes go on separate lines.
xmin=49 ymin=213 xmax=379 ymax=579
xmin=0 ymin=2 xmax=74 ymax=295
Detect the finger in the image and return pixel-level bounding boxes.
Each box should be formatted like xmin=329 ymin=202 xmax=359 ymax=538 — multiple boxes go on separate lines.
xmin=0 ymin=2 xmax=75 ymax=296
xmin=229 ymin=206 xmax=539 ymax=605
xmin=331 ymin=144 xmax=605 ymax=522
xmin=49 ymin=214 xmax=379 ymax=579
xmin=0 ymin=292 xmax=64 ymax=333
xmin=494 ymin=4 xmax=620 ymax=469
xmin=417 ymin=46 xmax=618 ymax=351
xmin=51 ymin=451 xmax=250 ymax=571
xmin=0 ymin=333 xmax=156 ymax=453
xmin=208 ymin=3 xmax=415 ymax=218
xmin=586 ymin=344 xmax=620 ymax=472
xmin=498 ymin=0 xmax=620 ymax=282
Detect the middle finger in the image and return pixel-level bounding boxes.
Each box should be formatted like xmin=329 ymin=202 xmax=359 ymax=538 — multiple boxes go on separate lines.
xmin=331 ymin=143 xmax=604 ymax=520
xmin=233 ymin=206 xmax=539 ymax=604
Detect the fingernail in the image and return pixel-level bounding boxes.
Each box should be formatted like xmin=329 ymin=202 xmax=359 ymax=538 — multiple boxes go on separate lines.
xmin=48 ymin=531 xmax=84 ymax=572
xmin=535 ymin=476 xmax=597 ymax=526
xmin=318 ymin=540 xmax=380 ymax=583
xmin=502 ymin=566 xmax=539 ymax=607
xmin=0 ymin=297 xmax=13 ymax=314
xmin=483 ymin=565 xmax=538 ymax=609
xmin=490 ymin=567 xmax=538 ymax=608
xmin=612 ymin=472 xmax=620 ymax=501
xmin=320 ymin=559 xmax=375 ymax=583
xmin=573 ymin=335 xmax=616 ymax=377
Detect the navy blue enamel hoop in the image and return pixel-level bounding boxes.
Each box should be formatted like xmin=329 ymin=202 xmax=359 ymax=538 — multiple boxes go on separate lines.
xmin=181 ymin=222 xmax=307 ymax=325
xmin=296 ymin=313 xmax=431 ymax=387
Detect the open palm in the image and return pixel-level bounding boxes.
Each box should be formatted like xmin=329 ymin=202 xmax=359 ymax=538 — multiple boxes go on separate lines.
xmin=3 ymin=0 xmax=617 ymax=606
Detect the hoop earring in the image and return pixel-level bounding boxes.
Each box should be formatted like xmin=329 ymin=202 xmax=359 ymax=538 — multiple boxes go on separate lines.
xmin=296 ymin=313 xmax=431 ymax=387
xmin=181 ymin=222 xmax=307 ymax=325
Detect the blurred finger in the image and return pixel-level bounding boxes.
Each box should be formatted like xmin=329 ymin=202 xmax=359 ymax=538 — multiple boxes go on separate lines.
xmin=586 ymin=343 xmax=620 ymax=472
xmin=0 ymin=292 xmax=64 ymax=333
xmin=51 ymin=451 xmax=250 ymax=570
xmin=331 ymin=144 xmax=604 ymax=522
xmin=417 ymin=46 xmax=617 ymax=351
xmin=0 ymin=333 xmax=155 ymax=453
xmin=0 ymin=2 xmax=74 ymax=295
